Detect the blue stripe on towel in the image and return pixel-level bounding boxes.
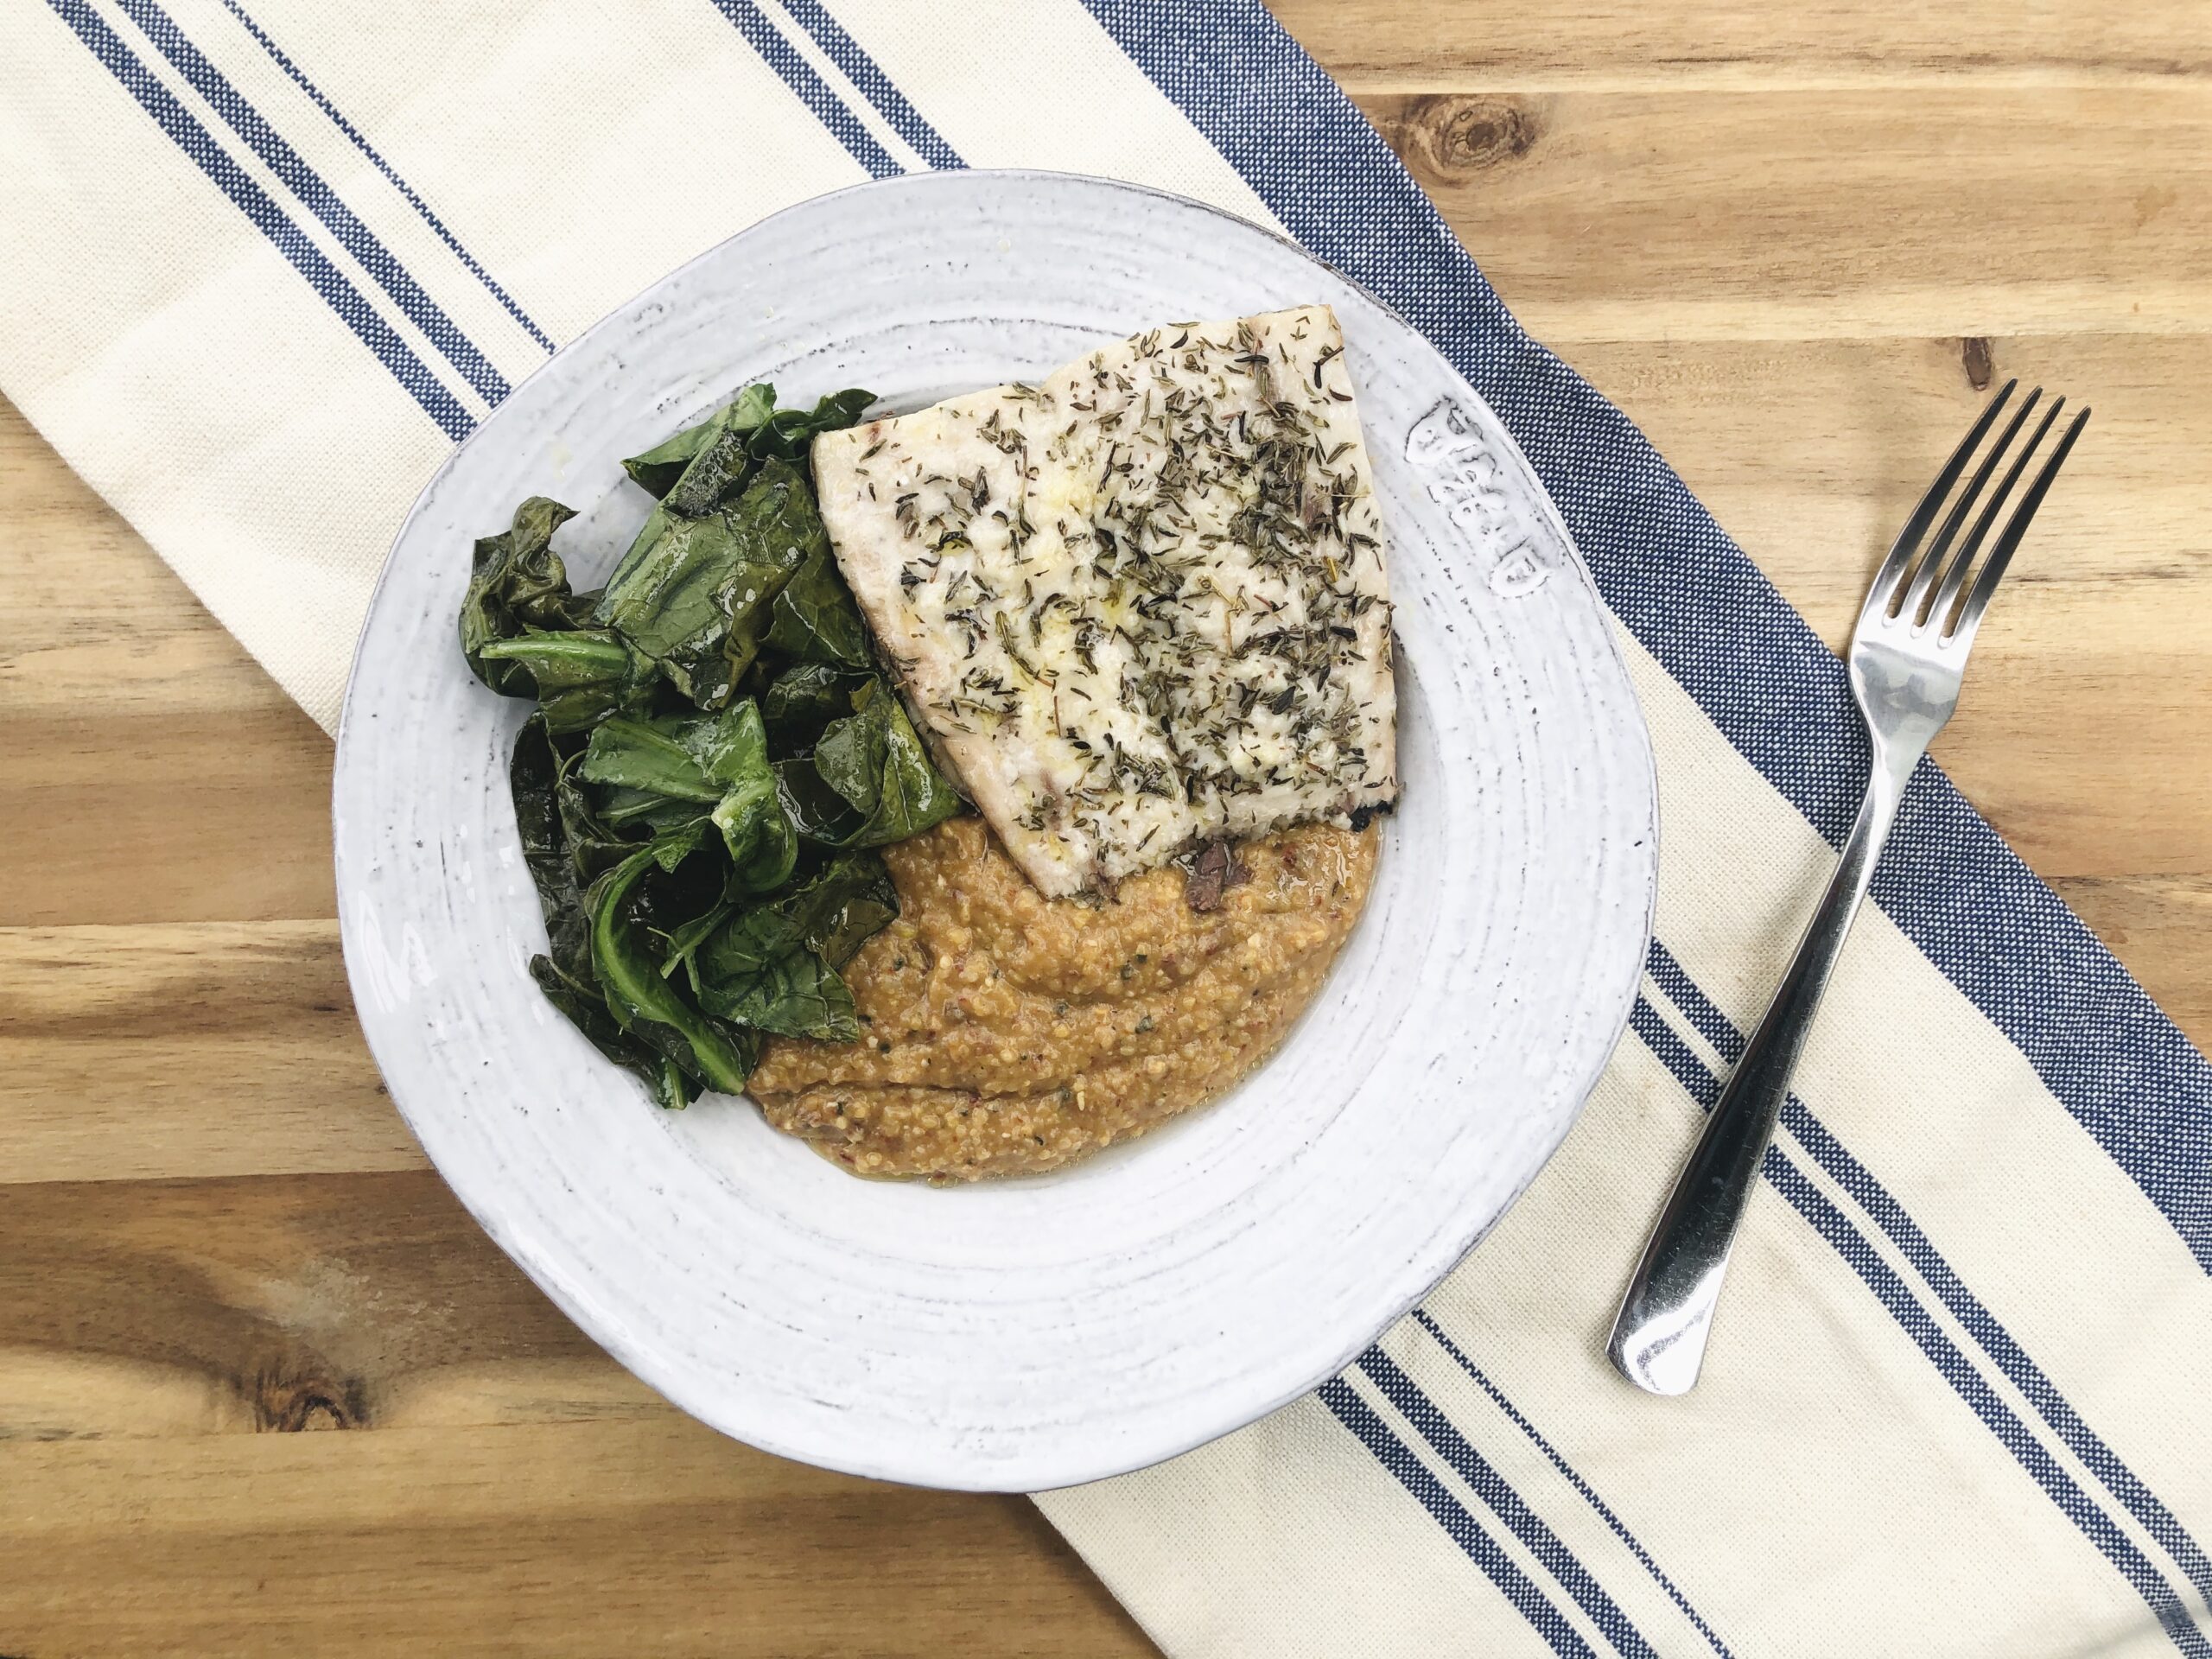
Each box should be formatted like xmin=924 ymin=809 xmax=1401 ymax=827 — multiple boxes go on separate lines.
xmin=1358 ymin=1348 xmax=1660 ymax=1659
xmin=214 ymin=0 xmax=555 ymax=353
xmin=1319 ymin=1378 xmax=1597 ymax=1659
xmin=1643 ymin=941 xmax=2212 ymax=1610
xmin=705 ymin=0 xmax=899 ymax=180
xmin=43 ymin=0 xmax=472 ymax=441
xmin=769 ymin=0 xmax=963 ymax=169
xmin=113 ymin=0 xmax=510 ymax=406
xmin=1079 ymin=0 xmax=2212 ymax=1275
xmin=1411 ymin=1312 xmax=1735 ymax=1659
xmin=1626 ymin=999 xmax=2212 ymax=1656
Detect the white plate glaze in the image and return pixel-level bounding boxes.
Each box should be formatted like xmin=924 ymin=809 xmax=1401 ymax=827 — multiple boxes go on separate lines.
xmin=334 ymin=171 xmax=1657 ymax=1492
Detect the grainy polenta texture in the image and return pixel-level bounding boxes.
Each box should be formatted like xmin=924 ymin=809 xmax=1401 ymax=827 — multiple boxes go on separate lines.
xmin=748 ymin=814 xmax=1377 ymax=1180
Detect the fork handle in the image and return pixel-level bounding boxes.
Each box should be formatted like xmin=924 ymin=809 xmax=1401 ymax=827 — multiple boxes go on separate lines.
xmin=1605 ymin=740 xmax=1920 ymax=1395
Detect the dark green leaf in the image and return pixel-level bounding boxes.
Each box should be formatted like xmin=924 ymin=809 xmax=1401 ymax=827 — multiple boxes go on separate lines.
xmin=587 ymin=849 xmax=756 ymax=1095
xmin=694 ymin=851 xmax=897 ymax=984
xmin=661 ymin=424 xmax=753 ymax=520
xmin=765 ymin=543 xmax=871 ymax=667
xmin=630 ymin=846 xmax=731 ymax=949
xmin=690 ymin=701 xmax=797 ymax=892
xmin=591 ymin=514 xmax=750 ymax=706
xmin=580 ymin=702 xmax=774 ymax=801
xmin=696 ymin=946 xmax=859 ymax=1041
xmin=579 ymin=703 xmax=796 ymax=890
xmin=761 ymin=661 xmax=871 ymax=752
xmin=477 ymin=630 xmax=650 ymax=734
xmin=656 ymin=897 xmax=736 ymax=991
xmin=578 ymin=930 xmax=738 ymax=1104
xmin=601 ymin=385 xmax=793 ymax=635
xmin=810 ymin=683 xmax=964 ymax=847
xmin=814 ymin=698 xmax=884 ymax=816
xmin=516 ymin=719 xmax=715 ymax=1109
xmin=510 ymin=715 xmax=590 ymax=977
xmin=478 ymin=629 xmax=632 ymax=691
xmin=645 ymin=818 xmax=710 ymax=874
xmin=811 ymin=879 xmax=899 ymax=971
xmin=622 ymin=435 xmax=712 ymax=504
xmin=793 ymin=851 xmax=899 ymax=969
xmin=712 ymin=775 xmax=798 ymax=893
xmin=747 ymin=388 xmax=874 ymax=467
xmin=715 ymin=456 xmax=830 ymax=618
xmin=530 ymin=954 xmax=698 ymax=1110
xmin=594 ymin=788 xmax=698 ymax=832
xmin=621 ymin=385 xmax=776 ymax=499
xmin=686 ymin=852 xmax=895 ymax=1042
xmin=460 ymin=497 xmax=593 ymax=696
xmin=594 ymin=458 xmax=824 ymax=709
xmin=510 ymin=713 xmax=567 ymax=902
xmin=681 ymin=697 xmax=772 ymax=789
xmin=555 ymin=747 xmax=645 ymax=881
xmin=773 ymin=754 xmax=867 ymax=843
xmin=582 ymin=715 xmax=725 ymax=803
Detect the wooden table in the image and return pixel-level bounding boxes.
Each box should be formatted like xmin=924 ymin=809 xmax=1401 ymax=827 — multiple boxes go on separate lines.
xmin=3 ymin=3 xmax=2205 ymax=1652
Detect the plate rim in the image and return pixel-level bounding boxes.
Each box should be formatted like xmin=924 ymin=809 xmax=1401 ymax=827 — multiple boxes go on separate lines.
xmin=333 ymin=167 xmax=1661 ymax=1491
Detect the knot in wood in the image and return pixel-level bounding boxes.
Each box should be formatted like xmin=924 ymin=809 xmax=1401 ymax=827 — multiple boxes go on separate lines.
xmin=1961 ymin=336 xmax=1995 ymax=391
xmin=1408 ymin=95 xmax=1541 ymax=172
xmin=251 ymin=1363 xmax=366 ymax=1432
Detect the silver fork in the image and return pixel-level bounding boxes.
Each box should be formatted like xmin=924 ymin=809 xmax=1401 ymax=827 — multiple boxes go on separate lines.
xmin=1606 ymin=380 xmax=2090 ymax=1396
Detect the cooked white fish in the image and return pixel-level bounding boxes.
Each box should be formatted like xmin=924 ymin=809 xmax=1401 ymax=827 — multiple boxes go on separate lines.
xmin=811 ymin=303 xmax=1396 ymax=899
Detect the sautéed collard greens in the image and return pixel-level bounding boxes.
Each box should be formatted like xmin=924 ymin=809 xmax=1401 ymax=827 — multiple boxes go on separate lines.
xmin=461 ymin=386 xmax=960 ymax=1109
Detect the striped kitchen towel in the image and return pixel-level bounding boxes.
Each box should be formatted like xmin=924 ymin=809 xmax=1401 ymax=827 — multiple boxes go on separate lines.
xmin=4 ymin=3 xmax=2208 ymax=1655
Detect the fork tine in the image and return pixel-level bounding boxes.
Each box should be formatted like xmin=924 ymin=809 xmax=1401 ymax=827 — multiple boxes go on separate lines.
xmin=1859 ymin=380 xmax=2017 ymax=625
xmin=1899 ymin=386 xmax=2042 ymax=626
xmin=1946 ymin=405 xmax=2090 ymax=645
xmin=1927 ymin=396 xmax=2063 ymax=634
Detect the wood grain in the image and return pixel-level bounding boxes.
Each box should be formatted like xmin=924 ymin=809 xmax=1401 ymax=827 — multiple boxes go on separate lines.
xmin=0 ymin=922 xmax=416 ymax=1186
xmin=0 ymin=1167 xmax=1153 ymax=1657
xmin=1271 ymin=0 xmax=2209 ymax=86
xmin=3 ymin=3 xmax=2208 ymax=1653
xmin=0 ymin=410 xmax=334 ymax=930
xmin=1367 ymin=86 xmax=2212 ymax=340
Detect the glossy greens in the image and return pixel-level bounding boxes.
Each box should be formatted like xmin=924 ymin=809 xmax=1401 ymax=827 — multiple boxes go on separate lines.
xmin=460 ymin=497 xmax=594 ymax=694
xmin=809 ymin=681 xmax=965 ymax=849
xmin=460 ymin=385 xmax=967 ymax=1109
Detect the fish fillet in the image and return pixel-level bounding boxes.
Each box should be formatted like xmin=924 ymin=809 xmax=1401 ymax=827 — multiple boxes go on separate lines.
xmin=812 ymin=303 xmax=1397 ymax=899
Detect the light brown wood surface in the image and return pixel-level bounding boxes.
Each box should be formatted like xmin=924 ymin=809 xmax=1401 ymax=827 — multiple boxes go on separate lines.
xmin=3 ymin=4 xmax=2208 ymax=1654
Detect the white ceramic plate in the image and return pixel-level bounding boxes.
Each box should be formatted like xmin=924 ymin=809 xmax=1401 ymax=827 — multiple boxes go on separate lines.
xmin=334 ymin=170 xmax=1657 ymax=1492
